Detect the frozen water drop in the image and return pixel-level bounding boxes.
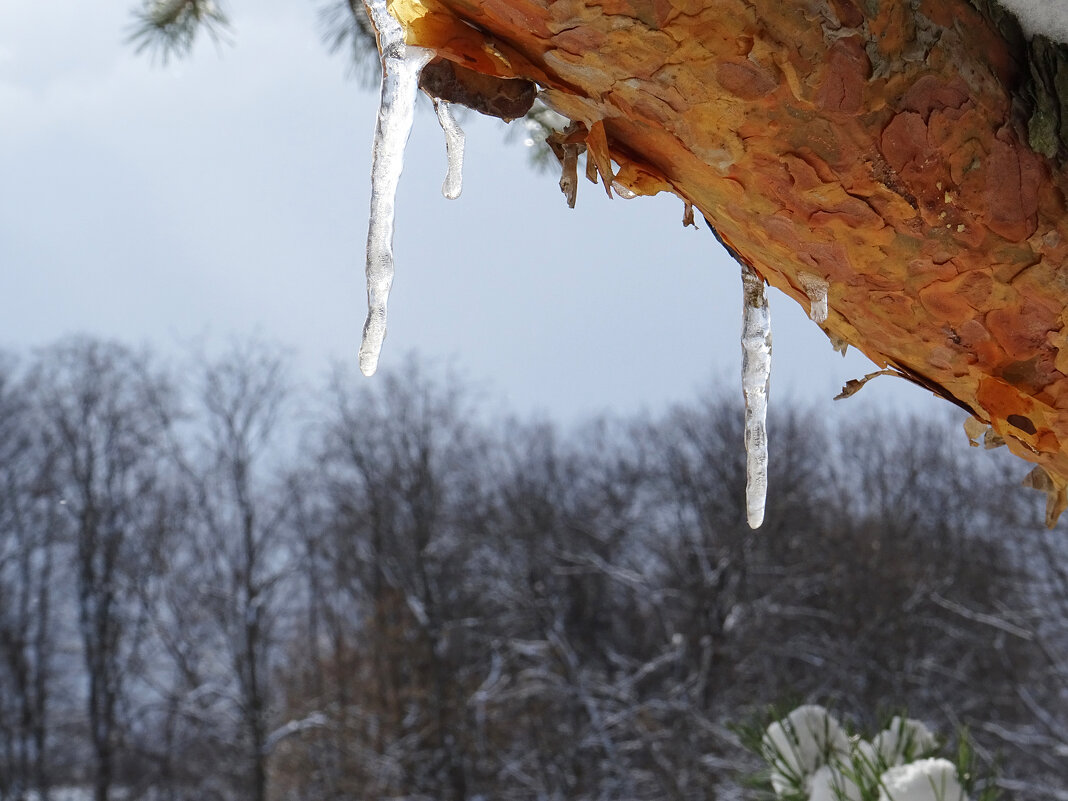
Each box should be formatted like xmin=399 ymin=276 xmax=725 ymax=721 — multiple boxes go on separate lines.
xmin=741 ymin=263 xmax=771 ymax=529
xmin=434 ymin=98 xmax=464 ymax=200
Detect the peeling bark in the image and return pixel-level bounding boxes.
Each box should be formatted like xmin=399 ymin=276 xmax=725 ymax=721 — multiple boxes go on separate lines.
xmin=385 ymin=0 xmax=1068 ymax=523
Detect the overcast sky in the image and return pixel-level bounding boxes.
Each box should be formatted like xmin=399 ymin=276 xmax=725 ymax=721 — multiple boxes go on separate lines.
xmin=0 ymin=0 xmax=947 ymax=425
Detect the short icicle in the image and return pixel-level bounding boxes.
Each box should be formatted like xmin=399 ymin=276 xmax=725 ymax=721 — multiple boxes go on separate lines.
xmin=741 ymin=263 xmax=772 ymax=529
xmin=433 ymin=99 xmax=465 ymax=200
xmin=358 ymin=0 xmax=433 ymax=377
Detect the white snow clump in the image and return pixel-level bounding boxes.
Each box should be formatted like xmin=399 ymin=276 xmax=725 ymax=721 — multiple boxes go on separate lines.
xmin=877 ymin=758 xmax=969 ymax=801
xmin=808 ymin=764 xmax=862 ymax=801
xmin=871 ymin=716 xmax=937 ymax=767
xmin=762 ymin=707 xmax=973 ymax=801
xmin=994 ymin=1 xmax=1068 ymax=45
xmin=763 ymin=705 xmax=850 ymax=796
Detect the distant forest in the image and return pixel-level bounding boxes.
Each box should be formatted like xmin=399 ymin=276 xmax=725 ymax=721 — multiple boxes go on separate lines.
xmin=0 ymin=337 xmax=1065 ymax=801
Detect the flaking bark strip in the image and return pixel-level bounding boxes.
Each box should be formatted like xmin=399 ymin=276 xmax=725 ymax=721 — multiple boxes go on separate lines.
xmin=419 ymin=59 xmax=536 ymax=121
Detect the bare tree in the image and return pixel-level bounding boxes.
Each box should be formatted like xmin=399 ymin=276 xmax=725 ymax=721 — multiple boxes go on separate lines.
xmin=171 ymin=341 xmax=295 ymax=801
xmin=0 ymin=336 xmax=1061 ymax=799
xmin=0 ymin=356 xmax=59 ymax=801
xmin=32 ymin=339 xmax=176 ymax=801
xmin=292 ymin=357 xmax=493 ymax=800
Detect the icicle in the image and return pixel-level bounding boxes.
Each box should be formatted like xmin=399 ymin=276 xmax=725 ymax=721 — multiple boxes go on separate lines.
xmin=741 ymin=264 xmax=772 ymax=529
xmin=797 ymin=270 xmax=829 ymax=324
xmin=433 ymin=98 xmax=464 ymax=200
xmin=358 ymin=0 xmax=433 ymax=377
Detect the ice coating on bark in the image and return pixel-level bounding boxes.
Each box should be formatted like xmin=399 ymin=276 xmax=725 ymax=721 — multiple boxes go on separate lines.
xmin=741 ymin=264 xmax=771 ymax=529
xmin=358 ymin=0 xmax=433 ymax=377
xmin=797 ymin=271 xmax=829 ymax=324
xmin=433 ymin=99 xmax=464 ymax=200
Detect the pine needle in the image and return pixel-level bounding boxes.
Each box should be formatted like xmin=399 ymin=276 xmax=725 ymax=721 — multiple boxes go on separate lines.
xmin=128 ymin=0 xmax=231 ymax=63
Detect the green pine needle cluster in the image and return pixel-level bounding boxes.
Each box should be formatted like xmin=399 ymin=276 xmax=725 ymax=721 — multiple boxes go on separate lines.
xmin=129 ymin=0 xmax=231 ymax=63
xmin=318 ymin=0 xmax=381 ymax=86
xmin=740 ymin=705 xmax=1000 ymax=801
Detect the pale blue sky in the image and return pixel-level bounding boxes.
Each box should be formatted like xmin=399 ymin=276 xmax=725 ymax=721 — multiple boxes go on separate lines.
xmin=0 ymin=0 xmax=942 ymax=423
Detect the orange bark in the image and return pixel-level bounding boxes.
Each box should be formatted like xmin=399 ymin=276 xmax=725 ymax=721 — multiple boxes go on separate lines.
xmin=389 ymin=0 xmax=1068 ymax=523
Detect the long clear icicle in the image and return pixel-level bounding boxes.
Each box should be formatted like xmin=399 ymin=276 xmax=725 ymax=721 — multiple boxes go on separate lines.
xmin=433 ymin=98 xmax=464 ymax=200
xmin=741 ymin=263 xmax=772 ymax=529
xmin=358 ymin=0 xmax=433 ymax=377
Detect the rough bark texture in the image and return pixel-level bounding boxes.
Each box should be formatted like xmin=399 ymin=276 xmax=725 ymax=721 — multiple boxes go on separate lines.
xmin=389 ymin=0 xmax=1068 ymax=523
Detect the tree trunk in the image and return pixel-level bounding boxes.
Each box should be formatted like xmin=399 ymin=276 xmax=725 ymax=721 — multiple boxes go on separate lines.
xmin=386 ymin=0 xmax=1068 ymax=523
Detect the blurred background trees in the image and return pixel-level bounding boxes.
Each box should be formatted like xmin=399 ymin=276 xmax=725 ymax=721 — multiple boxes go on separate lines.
xmin=0 ymin=336 xmax=1064 ymax=800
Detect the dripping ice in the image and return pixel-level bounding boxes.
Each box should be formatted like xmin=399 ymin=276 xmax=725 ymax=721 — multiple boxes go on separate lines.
xmin=358 ymin=0 xmax=430 ymax=377
xmin=434 ymin=99 xmax=464 ymax=200
xmin=741 ymin=264 xmax=772 ymax=529
xmin=358 ymin=0 xmax=465 ymax=376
